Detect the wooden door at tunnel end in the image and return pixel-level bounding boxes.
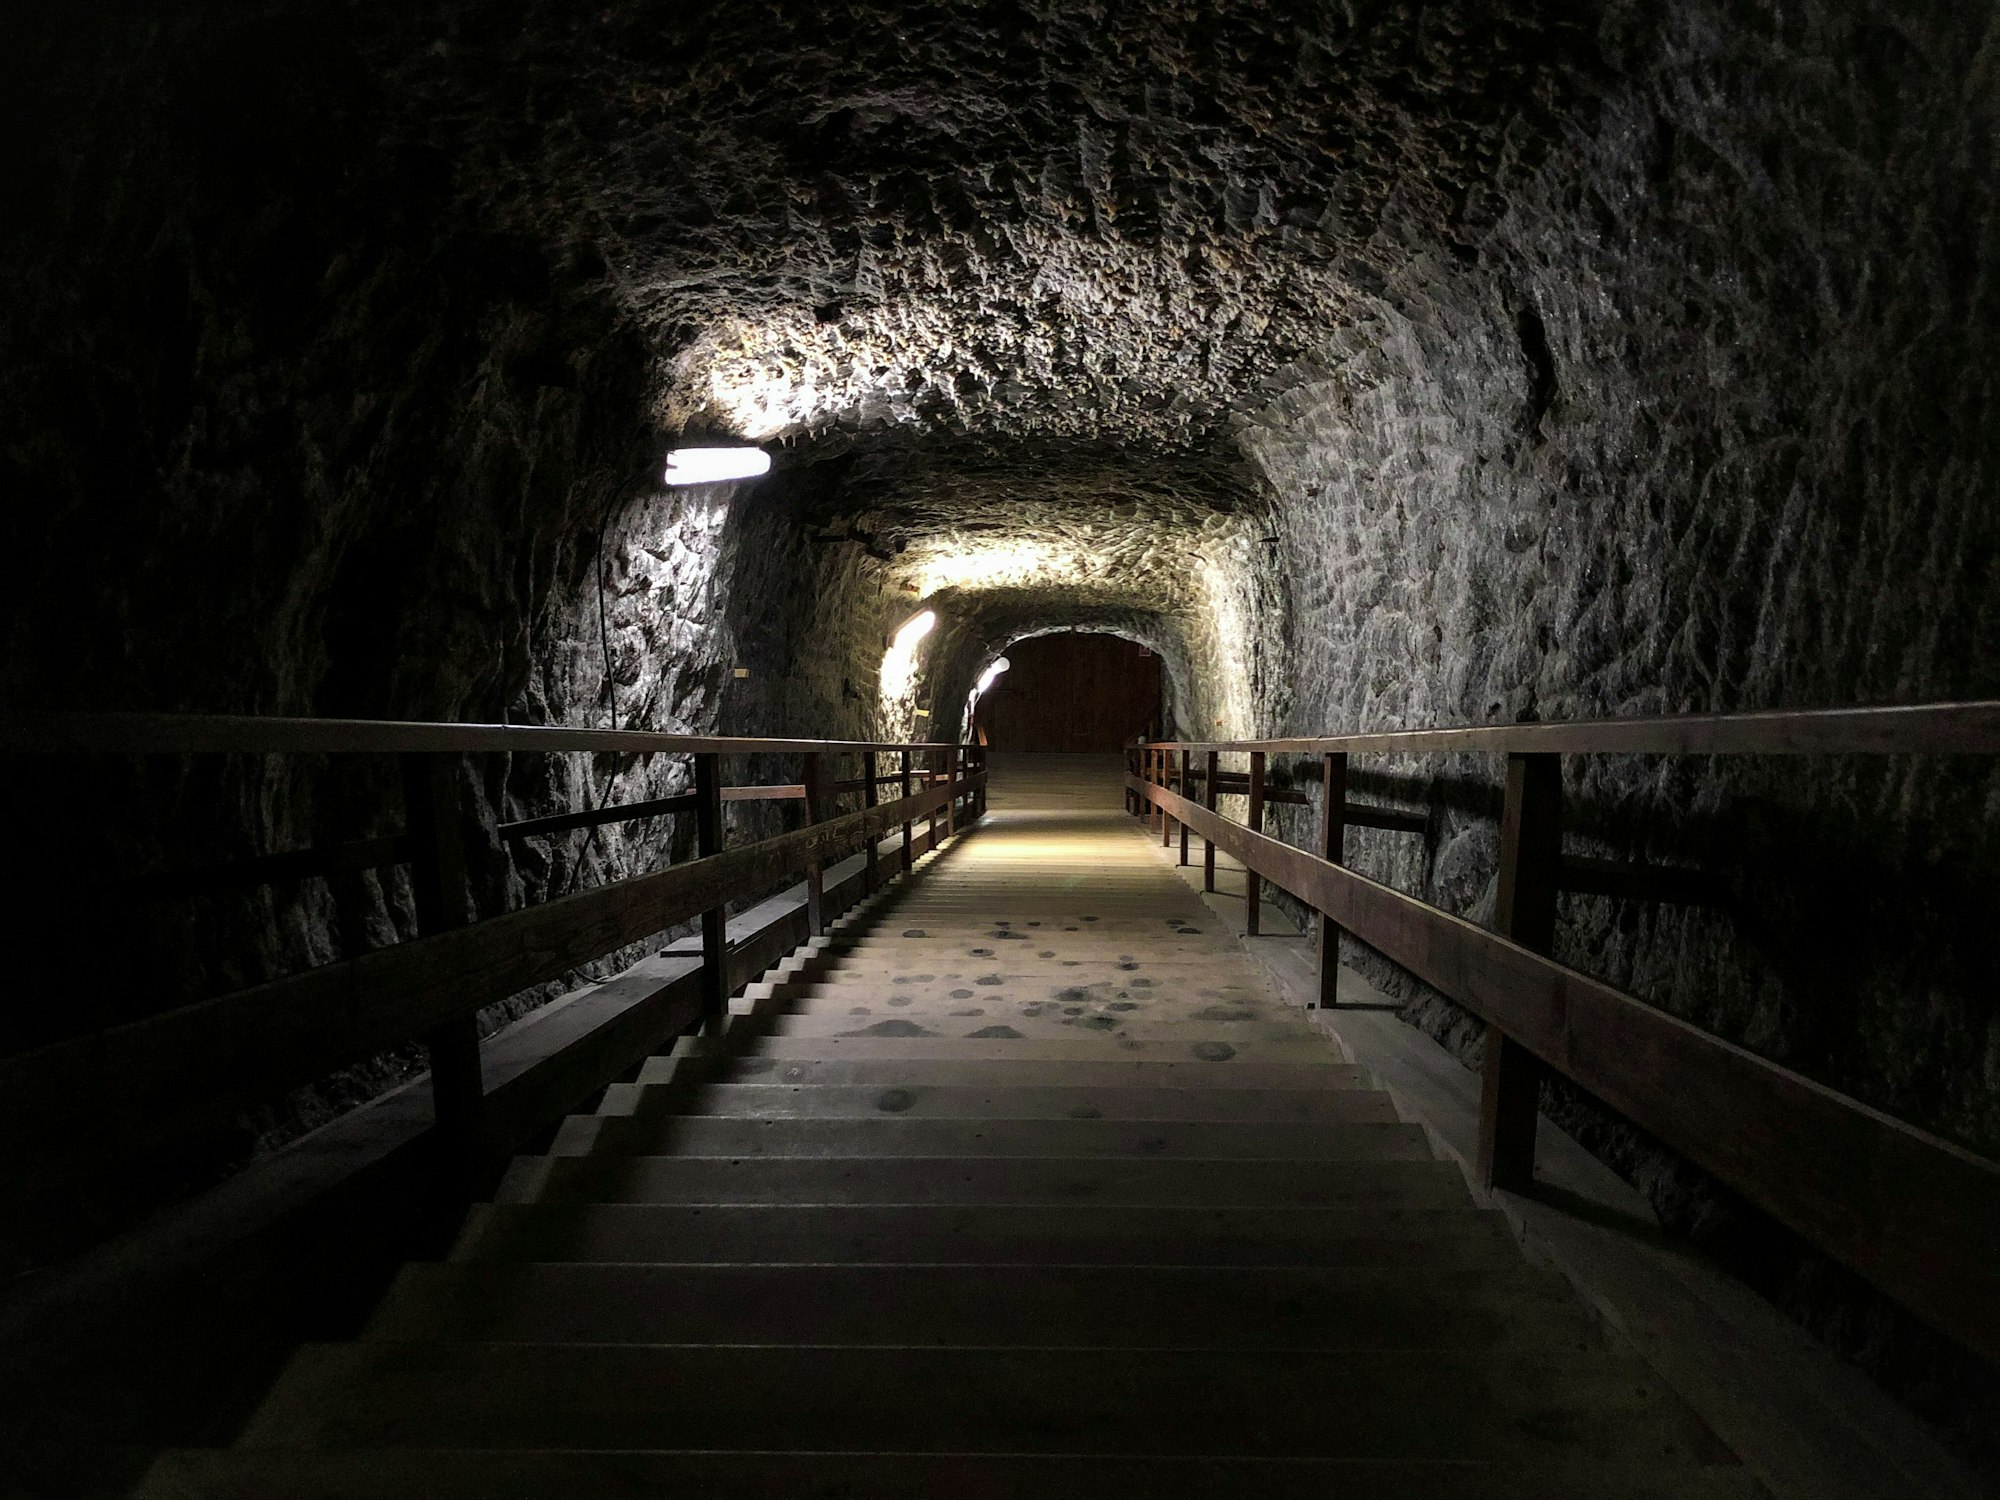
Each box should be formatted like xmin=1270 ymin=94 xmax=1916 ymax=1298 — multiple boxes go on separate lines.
xmin=976 ymin=633 xmax=1163 ymax=752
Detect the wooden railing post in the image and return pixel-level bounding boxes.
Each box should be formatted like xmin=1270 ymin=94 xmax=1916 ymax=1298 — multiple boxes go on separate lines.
xmin=1202 ymin=749 xmax=1219 ymax=892
xmin=1161 ymin=748 xmax=1174 ymax=848
xmin=926 ymin=746 xmax=941 ymax=846
xmin=1479 ymin=751 xmax=1563 ymax=1193
xmin=400 ymin=752 xmax=485 ymax=1173
xmin=861 ymin=750 xmax=880 ymax=893
xmin=693 ymin=751 xmax=728 ymax=1035
xmin=1244 ymin=751 xmax=1267 ymax=935
xmin=900 ymin=750 xmax=915 ymax=871
xmin=1178 ymin=749 xmax=1191 ymax=866
xmin=944 ymin=744 xmax=958 ymax=840
xmin=1315 ymin=751 xmax=1349 ymax=1009
xmin=802 ymin=751 xmax=827 ymax=936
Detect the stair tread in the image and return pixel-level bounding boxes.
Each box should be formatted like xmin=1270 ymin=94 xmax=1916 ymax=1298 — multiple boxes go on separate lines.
xmin=551 ymin=1114 xmax=1431 ymax=1159
xmin=139 ymin=1448 xmax=1768 ymax=1500
xmin=177 ymin=784 xmax=1753 ymax=1493
xmin=236 ymin=1341 xmax=1733 ymax=1464
xmin=600 ymin=1081 xmax=1400 ymax=1121
xmin=451 ymin=1202 xmax=1520 ymax=1266
xmin=685 ymin=1034 xmax=1342 ymax=1063
xmin=365 ymin=1261 xmax=1596 ymax=1349
xmin=496 ymin=1153 xmax=1476 ymax=1208
xmin=742 ymin=1011 xmax=1334 ymax=1045
xmin=638 ymin=1055 xmax=1372 ymax=1090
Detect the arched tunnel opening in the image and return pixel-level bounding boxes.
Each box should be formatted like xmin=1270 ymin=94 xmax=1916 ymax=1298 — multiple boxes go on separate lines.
xmin=1 ymin=3 xmax=1998 ymax=1495
xmin=970 ymin=633 xmax=1166 ymax=752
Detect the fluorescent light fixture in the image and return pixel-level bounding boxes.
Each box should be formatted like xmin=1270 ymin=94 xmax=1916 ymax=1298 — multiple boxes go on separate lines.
xmin=974 ymin=656 xmax=1011 ymax=695
xmin=664 ymin=446 xmax=771 ymax=486
xmin=892 ymin=610 xmax=937 ymax=651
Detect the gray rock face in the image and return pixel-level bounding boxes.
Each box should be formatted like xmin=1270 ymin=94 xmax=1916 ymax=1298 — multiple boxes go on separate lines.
xmin=2 ymin=0 xmax=1996 ymax=1464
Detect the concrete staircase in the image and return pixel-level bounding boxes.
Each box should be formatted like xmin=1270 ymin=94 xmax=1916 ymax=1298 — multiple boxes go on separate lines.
xmin=138 ymin=766 xmax=1764 ymax=1498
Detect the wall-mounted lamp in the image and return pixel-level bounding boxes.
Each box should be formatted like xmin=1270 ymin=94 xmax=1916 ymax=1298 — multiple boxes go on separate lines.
xmin=665 ymin=447 xmax=772 ymax=486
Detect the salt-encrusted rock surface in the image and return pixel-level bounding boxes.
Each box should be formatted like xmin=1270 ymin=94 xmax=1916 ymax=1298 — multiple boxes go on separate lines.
xmin=2 ymin=0 xmax=1995 ymax=1466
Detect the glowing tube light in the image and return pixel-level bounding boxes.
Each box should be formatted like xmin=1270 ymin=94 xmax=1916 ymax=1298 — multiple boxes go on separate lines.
xmin=664 ymin=447 xmax=772 ymax=485
xmin=975 ymin=657 xmax=1011 ymax=695
xmin=892 ymin=610 xmax=937 ymax=651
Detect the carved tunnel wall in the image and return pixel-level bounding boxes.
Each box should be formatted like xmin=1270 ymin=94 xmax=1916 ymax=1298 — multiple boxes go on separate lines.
xmin=2 ymin=0 xmax=1996 ymax=1466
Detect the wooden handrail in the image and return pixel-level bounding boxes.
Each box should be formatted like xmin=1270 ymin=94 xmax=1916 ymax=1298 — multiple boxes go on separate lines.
xmin=1 ymin=720 xmax=989 ymax=1206
xmin=0 ymin=711 xmax=945 ymax=757
xmin=1141 ymin=698 xmax=2000 ymax=758
xmin=1128 ymin=767 xmax=2000 ymax=1365
xmin=1 ymin=773 xmax=983 ymax=1197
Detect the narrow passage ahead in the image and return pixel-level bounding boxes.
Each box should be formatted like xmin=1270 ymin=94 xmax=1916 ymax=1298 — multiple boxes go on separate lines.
xmin=142 ymin=755 xmax=1752 ymax=1499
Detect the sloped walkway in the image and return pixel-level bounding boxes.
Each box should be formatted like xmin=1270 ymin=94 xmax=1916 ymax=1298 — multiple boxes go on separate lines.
xmin=140 ymin=755 xmax=1758 ymax=1498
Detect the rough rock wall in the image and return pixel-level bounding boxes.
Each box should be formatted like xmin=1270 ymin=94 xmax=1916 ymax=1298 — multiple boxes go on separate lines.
xmin=1237 ymin=0 xmax=2000 ymax=1462
xmin=0 ymin=6 xmax=693 ymax=1268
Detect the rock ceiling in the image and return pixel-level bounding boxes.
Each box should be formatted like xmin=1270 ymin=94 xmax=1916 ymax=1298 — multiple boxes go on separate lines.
xmin=419 ymin=0 xmax=1576 ymax=631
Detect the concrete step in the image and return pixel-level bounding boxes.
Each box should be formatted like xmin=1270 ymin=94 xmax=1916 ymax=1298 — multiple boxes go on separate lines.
xmin=494 ymin=1153 xmax=1476 ymax=1209
xmin=362 ymin=1262 xmax=1596 ymax=1351
xmin=835 ymin=928 xmax=1226 ymax=945
xmin=139 ymin=1447 xmax=1770 ymax=1500
xmin=754 ymin=966 xmax=1265 ymax=991
xmin=234 ymin=1342 xmax=1733 ymax=1465
xmin=449 ymin=1201 xmax=1524 ymax=1268
xmin=599 ymin=1080 xmax=1400 ymax=1121
xmin=738 ymin=982 xmax=1278 ymax=1011
xmin=679 ymin=1032 xmax=1336 ymax=1065
xmin=632 ymin=1053 xmax=1370 ymax=1091
xmin=737 ymin=1009 xmax=1323 ymax=1045
xmin=547 ymin=1113 xmax=1432 ymax=1160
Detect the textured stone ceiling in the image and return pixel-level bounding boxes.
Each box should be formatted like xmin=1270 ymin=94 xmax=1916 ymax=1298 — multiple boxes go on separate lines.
xmin=417 ymin=0 xmax=1575 ymax=650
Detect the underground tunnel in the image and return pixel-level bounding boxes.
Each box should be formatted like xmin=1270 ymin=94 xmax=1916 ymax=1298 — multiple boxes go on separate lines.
xmin=1 ymin=2 xmax=1997 ymax=1496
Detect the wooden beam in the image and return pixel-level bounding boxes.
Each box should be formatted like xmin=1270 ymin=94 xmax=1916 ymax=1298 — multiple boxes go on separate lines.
xmin=1202 ymin=750 xmax=1218 ymax=893
xmin=1136 ymin=699 xmax=2000 ymax=758
xmin=802 ymin=754 xmax=827 ymax=937
xmin=900 ymin=753 xmax=915 ymax=872
xmin=1245 ymin=751 xmax=1266 ymax=937
xmin=1168 ymin=752 xmax=1184 ymax=868
xmin=498 ymin=794 xmax=697 ymax=841
xmin=1190 ymin=777 xmax=1427 ymax=832
xmin=860 ymin=751 xmax=880 ymax=895
xmin=1344 ymin=803 xmax=1428 ymax=835
xmin=1479 ymin=753 xmax=1562 ymax=1195
xmin=93 ymin=834 xmax=413 ymax=903
xmin=1127 ymin=772 xmax=2000 ymax=1365
xmin=719 ymin=784 xmax=806 ymax=803
xmin=693 ymin=753 xmax=728 ymax=1035
xmin=400 ymin=754 xmax=485 ymax=1175
xmin=1316 ymin=752 xmax=1347 ymax=1010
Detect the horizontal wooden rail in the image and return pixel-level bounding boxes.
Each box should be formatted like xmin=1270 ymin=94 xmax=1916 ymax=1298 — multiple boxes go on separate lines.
xmin=1198 ymin=773 xmax=1427 ymax=834
xmin=499 ymin=794 xmax=697 ymax=841
xmin=100 ymin=834 xmax=413 ymax=903
xmin=0 ymin=712 xmax=945 ymax=758
xmin=1 ymin=772 xmax=983 ymax=1196
xmin=1130 ymin=772 xmax=2000 ymax=1364
xmin=1144 ymin=698 xmax=2000 ymax=758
